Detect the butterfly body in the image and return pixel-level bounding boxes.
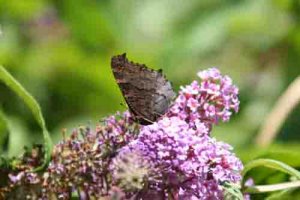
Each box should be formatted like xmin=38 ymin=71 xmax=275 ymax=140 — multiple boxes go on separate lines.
xmin=111 ymin=53 xmax=175 ymax=125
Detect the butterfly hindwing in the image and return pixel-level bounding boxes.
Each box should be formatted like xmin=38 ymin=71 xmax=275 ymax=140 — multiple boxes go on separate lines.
xmin=111 ymin=53 xmax=175 ymax=125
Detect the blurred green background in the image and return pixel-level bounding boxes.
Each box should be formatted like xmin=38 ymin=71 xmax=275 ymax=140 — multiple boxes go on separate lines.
xmin=0 ymin=1 xmax=300 ymax=196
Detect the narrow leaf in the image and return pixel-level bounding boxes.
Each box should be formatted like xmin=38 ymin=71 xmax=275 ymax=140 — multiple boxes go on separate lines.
xmin=245 ymin=180 xmax=300 ymax=194
xmin=0 ymin=66 xmax=52 ymax=171
xmin=242 ymin=159 xmax=300 ymax=180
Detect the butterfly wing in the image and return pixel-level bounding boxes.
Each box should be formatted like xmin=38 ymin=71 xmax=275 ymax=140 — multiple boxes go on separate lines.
xmin=111 ymin=53 xmax=175 ymax=125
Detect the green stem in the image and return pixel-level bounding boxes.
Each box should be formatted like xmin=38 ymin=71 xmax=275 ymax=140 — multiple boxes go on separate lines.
xmin=244 ymin=180 xmax=300 ymax=194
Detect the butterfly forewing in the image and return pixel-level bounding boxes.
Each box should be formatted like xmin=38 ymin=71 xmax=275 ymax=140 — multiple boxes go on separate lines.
xmin=111 ymin=53 xmax=176 ymax=125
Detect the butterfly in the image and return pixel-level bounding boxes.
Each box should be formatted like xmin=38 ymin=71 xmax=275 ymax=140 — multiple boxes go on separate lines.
xmin=111 ymin=53 xmax=176 ymax=125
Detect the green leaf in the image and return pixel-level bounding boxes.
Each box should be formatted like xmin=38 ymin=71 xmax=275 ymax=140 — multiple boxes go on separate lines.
xmin=222 ymin=181 xmax=244 ymax=200
xmin=242 ymin=159 xmax=300 ymax=194
xmin=242 ymin=159 xmax=300 ymax=181
xmin=0 ymin=65 xmax=52 ymax=171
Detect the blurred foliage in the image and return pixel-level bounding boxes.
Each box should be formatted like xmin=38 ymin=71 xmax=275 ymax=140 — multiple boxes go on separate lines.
xmin=0 ymin=0 xmax=300 ymax=198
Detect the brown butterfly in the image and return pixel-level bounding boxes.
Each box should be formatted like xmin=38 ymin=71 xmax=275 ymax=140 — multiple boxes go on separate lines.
xmin=111 ymin=53 xmax=176 ymax=125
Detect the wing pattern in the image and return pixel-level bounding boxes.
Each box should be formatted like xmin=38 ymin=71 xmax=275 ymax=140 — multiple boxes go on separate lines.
xmin=111 ymin=53 xmax=176 ymax=125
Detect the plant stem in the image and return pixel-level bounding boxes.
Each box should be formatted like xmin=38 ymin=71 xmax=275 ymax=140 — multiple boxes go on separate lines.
xmin=244 ymin=180 xmax=300 ymax=194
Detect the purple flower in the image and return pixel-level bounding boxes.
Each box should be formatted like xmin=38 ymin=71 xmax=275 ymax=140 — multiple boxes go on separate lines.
xmin=43 ymin=111 xmax=139 ymax=199
xmin=8 ymin=172 xmax=25 ymax=184
xmin=9 ymin=172 xmax=40 ymax=185
xmin=243 ymin=178 xmax=254 ymax=200
xmin=168 ymin=68 xmax=239 ymax=130
xmin=120 ymin=116 xmax=243 ymax=199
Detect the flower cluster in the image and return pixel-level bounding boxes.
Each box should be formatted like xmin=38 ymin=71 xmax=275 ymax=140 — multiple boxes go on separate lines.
xmin=113 ymin=116 xmax=243 ymax=199
xmin=168 ymin=68 xmax=239 ymax=130
xmin=2 ymin=112 xmax=139 ymax=199
xmin=2 ymin=68 xmax=244 ymax=200
xmin=43 ymin=111 xmax=139 ymax=199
